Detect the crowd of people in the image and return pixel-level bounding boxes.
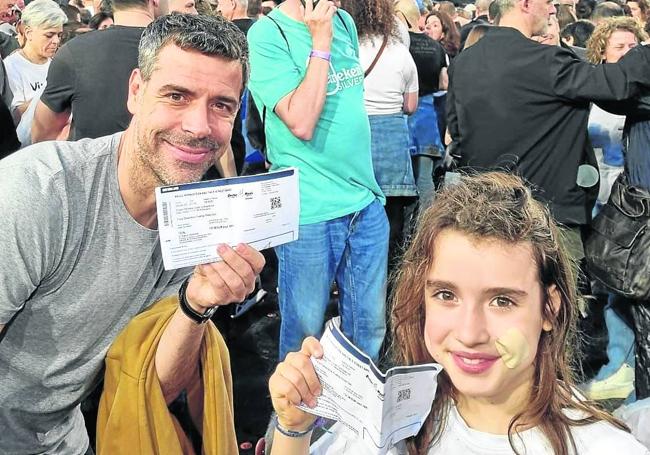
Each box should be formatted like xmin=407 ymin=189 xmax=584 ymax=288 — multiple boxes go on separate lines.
xmin=1 ymin=0 xmax=650 ymax=453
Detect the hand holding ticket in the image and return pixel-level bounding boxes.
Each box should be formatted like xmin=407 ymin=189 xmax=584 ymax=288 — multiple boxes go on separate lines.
xmin=278 ymin=317 xmax=441 ymax=455
xmin=155 ymin=168 xmax=300 ymax=270
xmin=185 ymin=243 xmax=265 ymax=310
xmin=305 ymin=318 xmax=441 ymax=454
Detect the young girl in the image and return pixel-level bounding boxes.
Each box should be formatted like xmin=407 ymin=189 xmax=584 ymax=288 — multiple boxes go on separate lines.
xmin=267 ymin=172 xmax=649 ymax=454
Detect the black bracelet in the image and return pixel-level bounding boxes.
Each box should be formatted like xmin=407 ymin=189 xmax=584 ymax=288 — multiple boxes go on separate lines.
xmin=274 ymin=415 xmax=316 ymax=438
xmin=178 ymin=276 xmax=217 ymax=324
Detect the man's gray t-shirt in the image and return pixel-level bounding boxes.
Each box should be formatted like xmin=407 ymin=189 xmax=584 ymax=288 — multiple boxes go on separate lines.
xmin=0 ymin=133 xmax=188 ymax=454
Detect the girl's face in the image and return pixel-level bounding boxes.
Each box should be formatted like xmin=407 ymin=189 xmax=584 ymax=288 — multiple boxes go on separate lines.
xmin=26 ymin=25 xmax=62 ymax=60
xmin=603 ymin=30 xmax=638 ymax=64
xmin=425 ymin=15 xmax=444 ymax=41
xmin=423 ymin=229 xmax=555 ymax=407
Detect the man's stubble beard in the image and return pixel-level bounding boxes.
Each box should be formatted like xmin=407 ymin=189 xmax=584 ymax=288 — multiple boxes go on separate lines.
xmin=132 ymin=121 xmax=220 ymax=193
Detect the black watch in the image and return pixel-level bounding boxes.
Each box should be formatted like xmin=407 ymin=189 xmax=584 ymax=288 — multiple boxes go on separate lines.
xmin=178 ymin=276 xmax=217 ymax=324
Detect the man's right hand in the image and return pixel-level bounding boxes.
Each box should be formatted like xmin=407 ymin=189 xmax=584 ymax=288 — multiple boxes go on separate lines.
xmin=303 ymin=0 xmax=337 ymax=51
xmin=269 ymin=337 xmax=323 ymax=431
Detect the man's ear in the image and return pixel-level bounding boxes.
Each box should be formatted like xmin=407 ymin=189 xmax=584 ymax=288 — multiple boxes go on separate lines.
xmin=542 ymin=284 xmax=561 ymax=332
xmin=126 ymin=68 xmax=144 ymax=116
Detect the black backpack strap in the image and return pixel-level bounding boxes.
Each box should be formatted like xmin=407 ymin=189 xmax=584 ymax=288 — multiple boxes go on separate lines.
xmin=266 ymin=15 xmax=290 ymax=50
xmin=260 ymin=13 xmax=348 ymax=158
xmin=336 ymin=11 xmax=350 ymax=36
xmin=257 ymin=14 xmax=290 ymax=163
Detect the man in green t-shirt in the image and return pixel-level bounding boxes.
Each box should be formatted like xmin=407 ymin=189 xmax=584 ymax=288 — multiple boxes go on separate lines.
xmin=248 ymin=0 xmax=388 ymax=362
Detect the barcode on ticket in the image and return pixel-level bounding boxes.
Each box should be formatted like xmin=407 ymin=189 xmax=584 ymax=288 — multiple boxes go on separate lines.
xmin=162 ymin=202 xmax=170 ymax=227
xmin=397 ymin=388 xmax=411 ymax=403
xmin=270 ymin=196 xmax=282 ymax=209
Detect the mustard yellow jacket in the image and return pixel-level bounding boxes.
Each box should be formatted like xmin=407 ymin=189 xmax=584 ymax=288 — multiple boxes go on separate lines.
xmin=96 ymin=296 xmax=238 ymax=455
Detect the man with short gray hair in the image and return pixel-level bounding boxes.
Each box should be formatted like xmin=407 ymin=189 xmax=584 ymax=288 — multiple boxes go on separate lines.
xmin=0 ymin=13 xmax=263 ymax=455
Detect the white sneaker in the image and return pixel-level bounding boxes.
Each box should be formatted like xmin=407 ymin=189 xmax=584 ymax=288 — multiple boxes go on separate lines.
xmin=581 ymin=363 xmax=635 ymax=401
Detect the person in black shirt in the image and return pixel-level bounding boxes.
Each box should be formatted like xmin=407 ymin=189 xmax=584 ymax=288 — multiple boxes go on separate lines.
xmin=31 ymin=0 xmax=158 ymax=143
xmin=447 ymin=0 xmax=650 ymax=258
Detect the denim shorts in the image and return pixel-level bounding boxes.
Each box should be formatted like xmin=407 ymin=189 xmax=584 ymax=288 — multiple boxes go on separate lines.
xmin=407 ymin=94 xmax=443 ymax=158
xmin=369 ymin=113 xmax=417 ymax=198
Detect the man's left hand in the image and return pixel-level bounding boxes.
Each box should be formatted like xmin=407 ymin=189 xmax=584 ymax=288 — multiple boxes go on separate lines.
xmin=185 ymin=243 xmax=265 ymax=312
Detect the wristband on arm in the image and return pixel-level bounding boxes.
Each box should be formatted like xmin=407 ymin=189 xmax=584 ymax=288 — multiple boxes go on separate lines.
xmin=309 ymin=49 xmax=331 ymax=62
xmin=274 ymin=415 xmax=320 ymax=438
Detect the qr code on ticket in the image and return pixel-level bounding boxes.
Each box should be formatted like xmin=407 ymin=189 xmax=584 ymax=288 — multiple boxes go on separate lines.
xmin=270 ymin=197 xmax=282 ymax=210
xmin=397 ymin=388 xmax=411 ymax=403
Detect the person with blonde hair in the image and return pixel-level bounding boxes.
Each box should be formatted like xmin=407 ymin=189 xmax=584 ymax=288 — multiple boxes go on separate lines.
xmin=4 ymin=0 xmax=65 ymax=121
xmin=267 ymin=172 xmax=649 ymax=454
xmin=586 ymin=15 xmax=648 ymax=63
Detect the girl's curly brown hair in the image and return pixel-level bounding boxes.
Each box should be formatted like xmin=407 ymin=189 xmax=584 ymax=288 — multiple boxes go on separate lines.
xmin=339 ymin=0 xmax=398 ymax=41
xmin=586 ymin=16 xmax=648 ymax=63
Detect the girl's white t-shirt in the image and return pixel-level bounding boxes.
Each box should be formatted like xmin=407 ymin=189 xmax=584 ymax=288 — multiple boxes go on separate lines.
xmin=310 ymin=405 xmax=650 ymax=455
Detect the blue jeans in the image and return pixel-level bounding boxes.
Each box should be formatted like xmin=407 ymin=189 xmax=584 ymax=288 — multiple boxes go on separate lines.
xmin=275 ymin=199 xmax=389 ymax=362
xmin=408 ymin=94 xmax=444 ymax=209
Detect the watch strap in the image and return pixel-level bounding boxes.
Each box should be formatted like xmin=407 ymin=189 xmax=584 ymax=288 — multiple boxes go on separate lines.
xmin=178 ymin=276 xmax=217 ymax=324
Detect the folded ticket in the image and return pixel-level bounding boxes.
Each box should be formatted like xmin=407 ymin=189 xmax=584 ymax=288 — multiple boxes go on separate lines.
xmin=299 ymin=317 xmax=442 ymax=455
xmin=155 ymin=168 xmax=299 ymax=270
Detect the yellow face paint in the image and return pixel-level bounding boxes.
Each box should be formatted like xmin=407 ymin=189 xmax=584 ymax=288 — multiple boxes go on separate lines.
xmin=495 ymin=328 xmax=530 ymax=369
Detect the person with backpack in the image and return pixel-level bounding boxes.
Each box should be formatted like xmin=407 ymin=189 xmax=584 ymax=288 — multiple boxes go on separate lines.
xmin=247 ymin=0 xmax=389 ymax=363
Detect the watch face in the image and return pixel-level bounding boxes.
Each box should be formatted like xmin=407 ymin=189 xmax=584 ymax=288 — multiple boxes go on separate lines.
xmin=201 ymin=305 xmax=218 ymax=323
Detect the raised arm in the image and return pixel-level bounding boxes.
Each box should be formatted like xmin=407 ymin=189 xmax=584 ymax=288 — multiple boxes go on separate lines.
xmin=552 ymin=44 xmax=650 ymax=102
xmin=269 ymin=337 xmax=324 ymax=455
xmin=273 ymin=0 xmax=338 ymax=141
